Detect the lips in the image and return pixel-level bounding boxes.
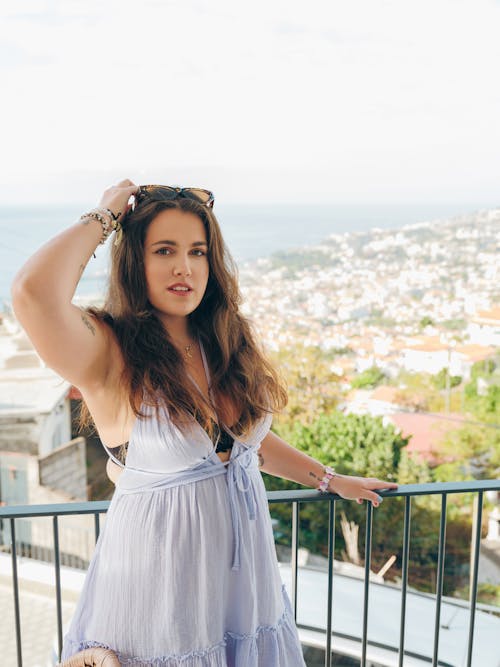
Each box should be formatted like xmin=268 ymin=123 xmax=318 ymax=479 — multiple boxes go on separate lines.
xmin=167 ymin=282 xmax=193 ymax=292
xmin=167 ymin=283 xmax=193 ymax=297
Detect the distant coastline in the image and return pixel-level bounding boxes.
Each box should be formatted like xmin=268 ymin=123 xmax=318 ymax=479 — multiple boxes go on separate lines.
xmin=0 ymin=202 xmax=493 ymax=308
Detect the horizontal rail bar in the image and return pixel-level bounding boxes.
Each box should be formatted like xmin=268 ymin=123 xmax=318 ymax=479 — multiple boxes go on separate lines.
xmin=0 ymin=500 xmax=111 ymax=519
xmin=1 ymin=480 xmax=499 ymax=518
xmin=267 ymin=479 xmax=500 ymax=503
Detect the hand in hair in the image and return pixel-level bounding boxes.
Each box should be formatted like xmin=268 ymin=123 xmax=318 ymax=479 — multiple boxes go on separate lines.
xmin=98 ymin=178 xmax=140 ymax=222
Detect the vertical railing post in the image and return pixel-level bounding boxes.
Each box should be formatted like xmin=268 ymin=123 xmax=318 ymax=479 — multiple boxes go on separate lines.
xmin=398 ymin=496 xmax=411 ymax=667
xmin=324 ymin=498 xmax=335 ymax=667
xmin=361 ymin=502 xmax=373 ymax=667
xmin=10 ymin=518 xmax=23 ymax=667
xmin=53 ymin=514 xmax=63 ymax=662
xmin=291 ymin=500 xmax=300 ymax=619
xmin=432 ymin=494 xmax=447 ymax=667
xmin=94 ymin=511 xmax=100 ymax=543
xmin=466 ymin=491 xmax=483 ymax=667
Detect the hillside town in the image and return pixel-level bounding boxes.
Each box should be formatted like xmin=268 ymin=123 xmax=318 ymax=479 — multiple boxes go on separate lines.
xmin=238 ymin=207 xmax=499 ymax=379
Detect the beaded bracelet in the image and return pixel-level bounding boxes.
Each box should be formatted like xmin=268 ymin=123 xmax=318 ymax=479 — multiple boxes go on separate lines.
xmin=318 ymin=465 xmax=336 ymax=493
xmin=79 ymin=207 xmax=117 ymax=245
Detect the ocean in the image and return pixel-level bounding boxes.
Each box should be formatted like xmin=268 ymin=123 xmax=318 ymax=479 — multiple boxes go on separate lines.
xmin=0 ymin=202 xmax=484 ymax=307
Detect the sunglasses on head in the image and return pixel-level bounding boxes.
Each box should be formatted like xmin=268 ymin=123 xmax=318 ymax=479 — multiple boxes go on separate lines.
xmin=134 ymin=185 xmax=215 ymax=209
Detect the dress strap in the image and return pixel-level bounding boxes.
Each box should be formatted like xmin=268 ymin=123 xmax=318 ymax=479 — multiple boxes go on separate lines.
xmin=102 ymin=441 xmax=127 ymax=469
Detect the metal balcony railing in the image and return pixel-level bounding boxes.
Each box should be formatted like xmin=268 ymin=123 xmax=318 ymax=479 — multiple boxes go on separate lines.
xmin=1 ymin=480 xmax=499 ymax=667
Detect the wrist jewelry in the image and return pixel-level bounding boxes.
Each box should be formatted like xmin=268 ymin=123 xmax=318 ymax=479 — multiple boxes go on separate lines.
xmin=79 ymin=207 xmax=118 ymax=245
xmin=318 ymin=465 xmax=336 ymax=493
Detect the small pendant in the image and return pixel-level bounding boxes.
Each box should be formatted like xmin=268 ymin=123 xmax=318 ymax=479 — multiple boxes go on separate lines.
xmin=185 ymin=344 xmax=193 ymax=358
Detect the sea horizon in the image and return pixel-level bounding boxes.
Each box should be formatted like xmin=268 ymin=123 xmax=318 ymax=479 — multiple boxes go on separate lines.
xmin=0 ymin=201 xmax=494 ymax=307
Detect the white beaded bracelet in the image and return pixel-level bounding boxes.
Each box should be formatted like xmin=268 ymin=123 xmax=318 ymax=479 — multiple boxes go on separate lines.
xmin=318 ymin=465 xmax=336 ymax=493
xmin=79 ymin=207 xmax=117 ymax=245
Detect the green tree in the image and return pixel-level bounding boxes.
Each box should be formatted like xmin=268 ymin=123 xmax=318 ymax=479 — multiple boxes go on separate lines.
xmin=432 ymin=368 xmax=462 ymax=390
xmin=431 ymin=353 xmax=500 ymax=481
xmin=419 ymin=316 xmax=434 ymax=328
xmin=264 ymin=412 xmax=407 ymax=570
xmin=263 ymin=411 xmax=474 ymax=596
xmin=470 ymin=358 xmax=497 ymax=381
xmin=274 ymin=412 xmax=405 ymax=479
xmin=350 ymin=365 xmax=386 ymax=389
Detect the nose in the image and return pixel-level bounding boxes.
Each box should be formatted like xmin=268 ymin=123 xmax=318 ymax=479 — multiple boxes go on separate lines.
xmin=173 ymin=253 xmax=192 ymax=276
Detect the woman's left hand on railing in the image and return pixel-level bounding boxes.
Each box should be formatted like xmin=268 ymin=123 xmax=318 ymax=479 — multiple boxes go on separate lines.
xmin=329 ymin=474 xmax=398 ymax=508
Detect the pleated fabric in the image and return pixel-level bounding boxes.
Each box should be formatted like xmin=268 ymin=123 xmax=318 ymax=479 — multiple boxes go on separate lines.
xmin=60 ymin=341 xmax=307 ymax=666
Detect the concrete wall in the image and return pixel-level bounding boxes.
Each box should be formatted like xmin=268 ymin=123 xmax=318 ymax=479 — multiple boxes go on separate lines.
xmin=0 ymin=396 xmax=72 ymax=457
xmin=0 ymin=415 xmax=41 ymax=455
xmin=38 ymin=437 xmax=87 ymax=501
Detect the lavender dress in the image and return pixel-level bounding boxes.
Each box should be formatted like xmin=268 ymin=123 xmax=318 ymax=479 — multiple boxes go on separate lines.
xmin=60 ymin=338 xmax=307 ymax=666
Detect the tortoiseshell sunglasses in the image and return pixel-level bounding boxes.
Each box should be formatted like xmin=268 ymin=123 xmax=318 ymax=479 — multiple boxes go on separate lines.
xmin=133 ymin=185 xmax=215 ymax=209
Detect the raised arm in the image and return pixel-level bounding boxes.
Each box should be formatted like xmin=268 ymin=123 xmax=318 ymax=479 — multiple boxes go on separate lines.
xmin=10 ymin=179 xmax=139 ymax=392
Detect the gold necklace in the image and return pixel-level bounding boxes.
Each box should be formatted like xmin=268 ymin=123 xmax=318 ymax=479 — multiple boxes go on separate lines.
xmin=184 ymin=343 xmax=194 ymax=358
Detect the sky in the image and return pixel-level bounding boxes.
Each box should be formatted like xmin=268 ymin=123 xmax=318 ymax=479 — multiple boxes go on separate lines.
xmin=1 ymin=0 xmax=500 ymax=206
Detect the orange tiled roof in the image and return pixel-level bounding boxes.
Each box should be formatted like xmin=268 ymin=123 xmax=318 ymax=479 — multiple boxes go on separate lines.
xmin=388 ymin=412 xmax=466 ymax=463
xmin=473 ymin=306 xmax=500 ymax=324
xmin=455 ymin=344 xmax=496 ymax=362
xmin=405 ymin=339 xmax=446 ymax=352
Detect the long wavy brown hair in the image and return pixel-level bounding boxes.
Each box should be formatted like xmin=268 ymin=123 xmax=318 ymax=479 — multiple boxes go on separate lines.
xmin=78 ymin=196 xmax=288 ymax=445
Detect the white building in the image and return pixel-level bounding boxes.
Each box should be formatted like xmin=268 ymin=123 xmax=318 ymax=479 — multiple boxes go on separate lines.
xmin=467 ymin=306 xmax=500 ymax=347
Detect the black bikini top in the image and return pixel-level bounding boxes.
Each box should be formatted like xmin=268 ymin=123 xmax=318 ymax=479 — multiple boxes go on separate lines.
xmin=214 ymin=425 xmax=235 ymax=453
xmin=199 ymin=415 xmax=235 ymax=454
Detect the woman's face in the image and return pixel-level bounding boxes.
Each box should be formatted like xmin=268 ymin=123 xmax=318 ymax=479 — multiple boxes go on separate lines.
xmin=143 ymin=208 xmax=210 ymax=326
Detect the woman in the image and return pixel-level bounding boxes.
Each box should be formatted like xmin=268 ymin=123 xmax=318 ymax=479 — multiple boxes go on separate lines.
xmin=11 ymin=179 xmax=397 ymax=666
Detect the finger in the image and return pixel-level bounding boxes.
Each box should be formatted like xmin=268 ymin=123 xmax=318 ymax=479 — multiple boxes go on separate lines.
xmin=366 ymin=490 xmax=384 ymax=507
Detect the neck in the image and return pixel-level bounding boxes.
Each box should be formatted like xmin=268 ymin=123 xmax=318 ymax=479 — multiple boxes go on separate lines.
xmin=160 ymin=314 xmax=196 ymax=349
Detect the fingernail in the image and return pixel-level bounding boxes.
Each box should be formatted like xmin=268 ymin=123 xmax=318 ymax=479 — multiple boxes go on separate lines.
xmin=376 ymin=495 xmax=383 ymax=503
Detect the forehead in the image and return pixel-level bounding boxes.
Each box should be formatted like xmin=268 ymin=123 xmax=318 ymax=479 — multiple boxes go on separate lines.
xmin=145 ymin=209 xmax=207 ymax=244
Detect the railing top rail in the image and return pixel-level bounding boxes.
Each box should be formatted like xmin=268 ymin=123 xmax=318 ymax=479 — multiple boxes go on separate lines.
xmin=0 ymin=500 xmax=111 ymax=519
xmin=267 ymin=479 xmax=500 ymax=503
xmin=0 ymin=480 xmax=499 ymax=518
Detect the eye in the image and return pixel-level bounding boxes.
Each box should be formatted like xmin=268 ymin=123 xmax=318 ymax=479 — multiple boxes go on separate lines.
xmin=155 ymin=247 xmax=171 ymax=255
xmin=192 ymin=249 xmax=206 ymax=256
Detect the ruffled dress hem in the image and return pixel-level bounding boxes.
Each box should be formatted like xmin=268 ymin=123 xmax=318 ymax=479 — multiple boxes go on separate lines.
xmin=59 ymin=584 xmax=305 ymax=666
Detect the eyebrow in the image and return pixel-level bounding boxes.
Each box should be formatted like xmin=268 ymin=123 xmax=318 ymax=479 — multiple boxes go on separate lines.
xmin=150 ymin=240 xmax=208 ymax=247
